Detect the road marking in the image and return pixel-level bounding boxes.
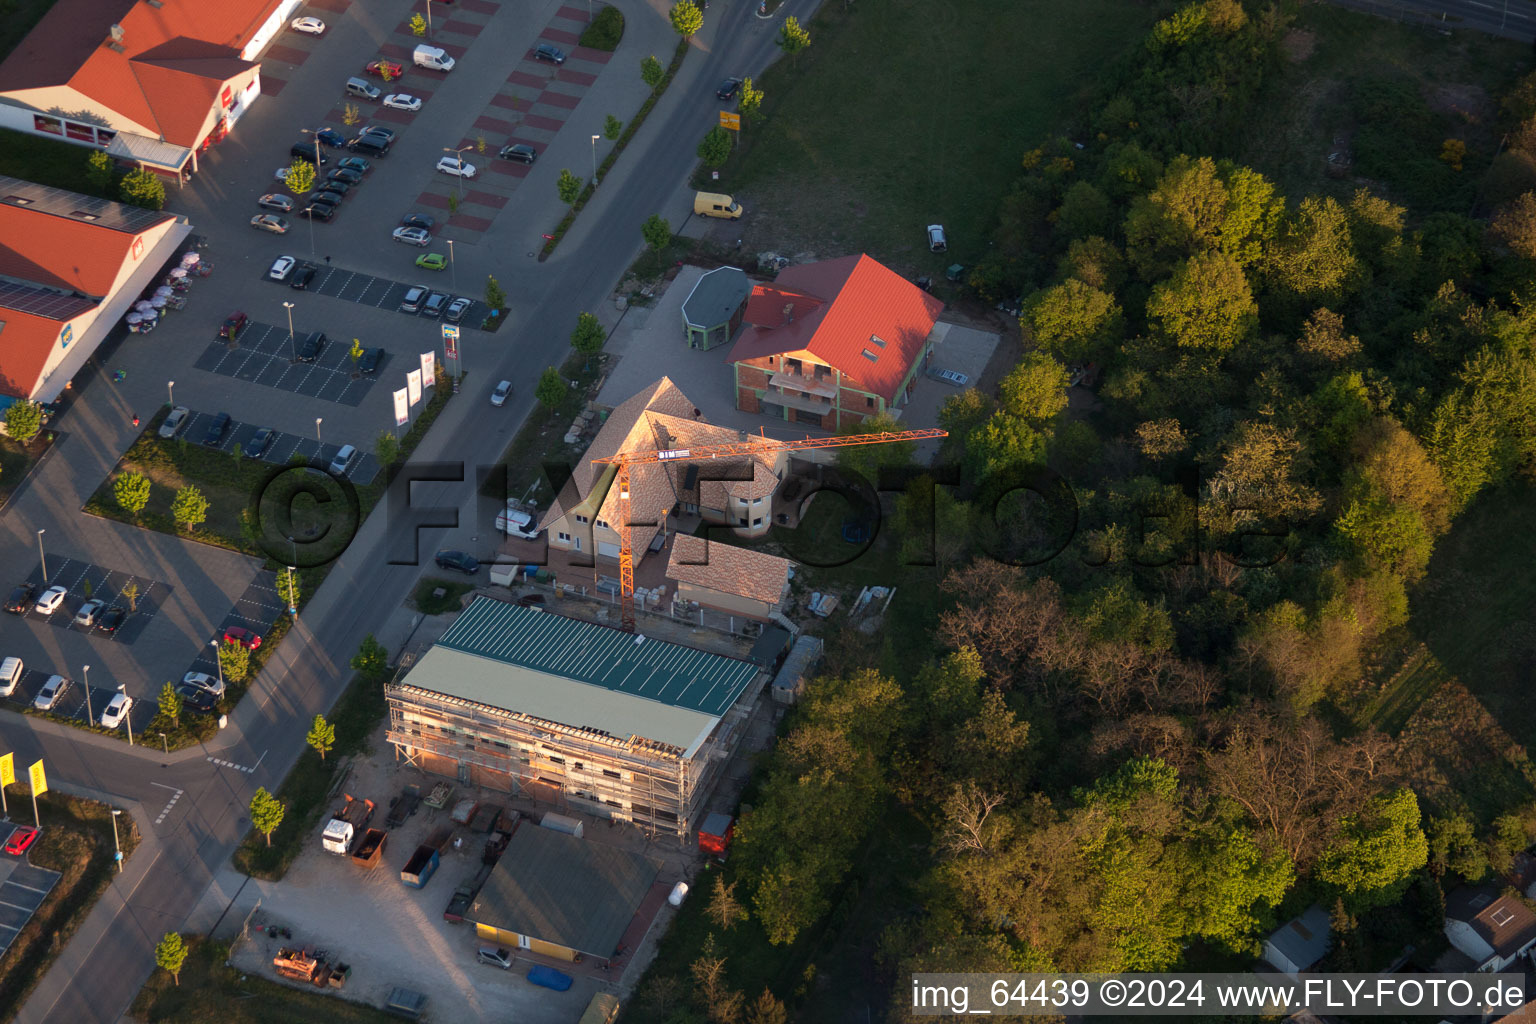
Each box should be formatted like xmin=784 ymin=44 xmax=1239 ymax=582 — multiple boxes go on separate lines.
xmin=150 ymin=784 xmax=184 ymax=825
xmin=207 ymin=757 xmax=256 ymax=774
xmin=6 ymin=881 xmax=53 ymax=896
xmin=252 ymin=749 xmax=267 ymax=771
xmin=0 ymin=898 xmax=36 ymax=912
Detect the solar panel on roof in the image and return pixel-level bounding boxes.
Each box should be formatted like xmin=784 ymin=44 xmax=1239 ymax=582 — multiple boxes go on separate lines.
xmin=0 ymin=175 xmax=171 ymax=235
xmin=0 ymin=282 xmax=96 ymax=320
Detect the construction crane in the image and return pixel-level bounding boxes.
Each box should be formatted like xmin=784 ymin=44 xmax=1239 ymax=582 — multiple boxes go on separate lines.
xmin=592 ymin=427 xmax=947 ymax=631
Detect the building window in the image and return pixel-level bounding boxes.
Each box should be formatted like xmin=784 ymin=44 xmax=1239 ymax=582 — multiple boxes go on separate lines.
xmin=602 ymin=769 xmax=621 ymax=779
xmin=605 ymin=799 xmax=621 ymax=808
xmin=575 ymin=514 xmax=589 ymax=524
xmin=752 ymin=497 xmax=762 ymax=505
xmin=558 ymin=531 xmax=571 ymax=542
xmin=737 ymin=517 xmax=748 ymax=527
xmin=595 ymin=519 xmax=608 ymax=529
xmin=32 ymin=115 xmax=62 ymax=136
xmin=866 ymin=396 xmax=874 ymax=407
xmin=548 ymin=756 xmax=565 ymax=765
xmin=654 ymin=809 xmax=678 ymax=824
xmin=753 ymin=517 xmax=763 ymax=527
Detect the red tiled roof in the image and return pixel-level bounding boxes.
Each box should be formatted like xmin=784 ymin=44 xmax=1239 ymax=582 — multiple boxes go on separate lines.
xmin=0 ymin=311 xmax=70 ymax=400
xmin=726 ymin=254 xmax=944 ymax=403
xmin=0 ymin=0 xmax=273 ymax=147
xmin=0 ymin=206 xmax=141 ymax=295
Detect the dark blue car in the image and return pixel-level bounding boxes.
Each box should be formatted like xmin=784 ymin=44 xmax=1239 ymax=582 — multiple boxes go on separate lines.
xmin=434 ymin=550 xmax=479 ymax=575
xmin=316 ymin=128 xmax=347 ymax=148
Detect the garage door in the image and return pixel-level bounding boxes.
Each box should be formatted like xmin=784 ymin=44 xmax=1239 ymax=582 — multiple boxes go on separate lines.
xmin=598 ymin=542 xmax=621 ymax=559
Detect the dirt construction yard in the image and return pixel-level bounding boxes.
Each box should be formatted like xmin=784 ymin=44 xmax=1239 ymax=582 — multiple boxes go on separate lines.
xmin=226 ymin=743 xmax=624 ymax=1023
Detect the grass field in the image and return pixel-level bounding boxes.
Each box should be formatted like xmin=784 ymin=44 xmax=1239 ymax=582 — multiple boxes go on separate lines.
xmin=724 ymin=0 xmax=1158 ymax=273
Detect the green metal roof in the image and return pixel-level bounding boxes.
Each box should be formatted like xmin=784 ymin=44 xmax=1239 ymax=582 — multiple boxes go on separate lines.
xmin=436 ymin=598 xmax=759 ymax=718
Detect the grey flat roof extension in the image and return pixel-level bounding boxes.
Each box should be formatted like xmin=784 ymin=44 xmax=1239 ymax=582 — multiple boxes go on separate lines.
xmin=681 ymin=266 xmax=750 ymax=329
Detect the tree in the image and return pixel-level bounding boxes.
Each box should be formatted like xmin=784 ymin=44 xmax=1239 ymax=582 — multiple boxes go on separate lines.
xmin=739 ymin=77 xmax=765 ymax=123
xmin=349 ymin=338 xmax=364 ymax=370
xmin=119 ymin=169 xmax=165 ymax=211
xmin=157 ymin=681 xmax=181 ymax=726
xmin=249 ymin=787 xmax=285 ymax=846
xmin=690 ymin=933 xmax=744 ymax=1022
xmin=121 ymin=582 xmax=139 ymax=612
xmin=557 ymin=168 xmax=583 ymax=204
xmin=1491 ymin=192 xmax=1536 ymax=261
xmin=379 ymin=63 xmax=395 ymax=83
xmin=409 ymin=12 xmax=426 ymax=35
xmin=154 ymin=932 xmax=188 ymax=986
xmin=307 ymin=714 xmax=336 ymax=762
xmin=1427 ymin=814 xmax=1488 ymax=882
xmin=350 ymin=633 xmax=389 ymax=678
xmin=640 ymin=54 xmax=665 ymax=93
xmin=998 ymin=351 xmax=1070 ymax=424
xmin=571 ymin=312 xmax=606 ymax=368
xmin=219 ymin=640 xmax=250 ymax=685
xmin=1316 ymin=788 xmax=1428 ymax=911
xmin=1265 ymin=195 xmax=1360 ymax=305
xmin=484 ymin=275 xmax=506 ymax=312
xmin=641 ymin=213 xmax=671 ymax=272
xmin=604 ymin=114 xmax=622 ymax=140
xmin=1145 ymin=250 xmax=1258 ymax=353
xmin=171 ymin=485 xmax=209 ymax=531
xmin=697 ymin=127 xmax=731 ymax=169
xmin=536 ymin=368 xmax=566 ymax=409
xmin=342 ymin=103 xmax=360 ymax=127
xmin=283 ymin=159 xmax=315 ymax=198
xmin=1136 ymin=419 xmax=1188 ymax=461
xmin=375 ymin=430 xmax=399 ymax=468
xmin=475 ymin=134 xmax=487 ymax=155
xmin=706 ymin=874 xmax=748 ymax=931
xmin=746 ymin=989 xmax=788 ymax=1024
xmin=86 ymin=149 xmax=113 ymax=194
xmin=4 ymin=401 xmax=42 ymax=445
xmin=1023 ymin=279 xmax=1123 ymax=364
xmin=669 ymin=0 xmax=703 ymax=37
xmin=113 ymin=471 xmax=151 ymax=516
xmin=1297 ymin=307 xmax=1361 ymax=364
xmin=776 ymin=15 xmax=810 ymax=65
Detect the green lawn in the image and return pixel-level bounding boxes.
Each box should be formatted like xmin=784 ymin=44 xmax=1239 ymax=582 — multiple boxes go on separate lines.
xmin=411 ymin=577 xmax=474 ymax=614
xmin=0 ymin=434 xmax=47 ymax=511
xmin=722 ymin=0 xmax=1158 ymax=271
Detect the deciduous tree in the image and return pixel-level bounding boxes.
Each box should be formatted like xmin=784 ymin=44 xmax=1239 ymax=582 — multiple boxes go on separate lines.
xmin=640 ymin=54 xmax=665 ymax=92
xmin=114 ymin=471 xmax=151 ymax=516
xmin=1316 ymin=788 xmax=1428 ymax=912
xmin=250 ymin=787 xmax=285 ymax=846
xmin=171 ymin=485 xmax=208 ymax=531
xmin=775 ymin=15 xmax=810 ymax=65
xmin=4 ymin=401 xmax=42 ymax=445
xmin=155 ymin=932 xmax=188 ymax=985
xmin=306 ymin=714 xmax=335 ymax=762
xmin=697 ymin=127 xmax=731 ymax=168
xmin=157 ymin=681 xmax=181 ymax=726
xmin=571 ymin=311 xmax=606 ymax=368
xmin=536 ymin=367 xmax=566 ymax=409
xmin=641 ymin=213 xmax=671 ymax=272
xmin=669 ymin=0 xmax=703 ymax=37
xmin=219 ymin=640 xmax=250 ymax=684
xmin=120 ymin=169 xmax=166 ymax=210
xmin=350 ymin=633 xmax=389 ymax=678
xmin=556 ymin=168 xmax=583 ymax=204
xmin=1146 ymin=250 xmax=1258 ymax=353
xmin=1022 ymin=279 xmax=1122 ymax=365
xmin=705 ymin=875 xmax=748 ymax=931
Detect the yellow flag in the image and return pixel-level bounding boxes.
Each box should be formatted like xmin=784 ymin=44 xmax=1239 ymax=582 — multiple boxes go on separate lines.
xmin=27 ymin=760 xmax=45 ymax=796
xmin=0 ymin=754 xmax=13 ymax=788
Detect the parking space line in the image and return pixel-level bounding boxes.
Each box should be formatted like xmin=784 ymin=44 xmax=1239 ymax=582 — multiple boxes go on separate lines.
xmin=4 ymin=881 xmax=50 ymax=896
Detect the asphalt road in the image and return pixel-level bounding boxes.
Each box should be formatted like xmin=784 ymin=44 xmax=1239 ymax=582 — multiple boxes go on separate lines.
xmin=1324 ymin=0 xmax=1536 ymax=40
xmin=3 ymin=0 xmax=820 ymax=1021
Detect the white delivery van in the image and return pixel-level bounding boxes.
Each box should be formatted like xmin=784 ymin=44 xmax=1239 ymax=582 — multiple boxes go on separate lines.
xmin=413 ymin=45 xmax=455 ymax=71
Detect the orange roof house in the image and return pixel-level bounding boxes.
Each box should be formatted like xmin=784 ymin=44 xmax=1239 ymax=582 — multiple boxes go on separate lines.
xmin=727 ymin=254 xmax=944 ymax=431
xmin=0 ymin=0 xmax=288 ymax=176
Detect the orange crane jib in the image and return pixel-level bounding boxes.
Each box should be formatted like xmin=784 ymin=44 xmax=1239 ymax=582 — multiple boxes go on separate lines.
xmin=591 ymin=428 xmax=948 ymax=631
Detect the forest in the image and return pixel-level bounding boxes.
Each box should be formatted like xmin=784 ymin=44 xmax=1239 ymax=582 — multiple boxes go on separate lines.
xmin=627 ymin=2 xmax=1536 ymax=1022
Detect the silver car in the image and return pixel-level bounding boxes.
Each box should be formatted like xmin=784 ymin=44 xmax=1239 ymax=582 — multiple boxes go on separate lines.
xmin=159 ymin=405 xmax=190 ymax=438
xmin=33 ymin=674 xmax=69 ymax=711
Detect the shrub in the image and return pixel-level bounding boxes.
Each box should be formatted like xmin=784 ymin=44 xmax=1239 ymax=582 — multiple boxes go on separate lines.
xmin=580 ymin=5 xmax=624 ymax=50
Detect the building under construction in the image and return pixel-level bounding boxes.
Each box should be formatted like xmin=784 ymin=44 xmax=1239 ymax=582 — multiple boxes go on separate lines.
xmin=385 ymin=597 xmax=766 ymax=839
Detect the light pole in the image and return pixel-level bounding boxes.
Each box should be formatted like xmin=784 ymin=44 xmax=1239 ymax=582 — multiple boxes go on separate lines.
xmin=166 ymin=380 xmax=174 ymax=406
xmin=159 ymin=732 xmax=167 ymax=755
xmin=36 ymin=529 xmax=46 ymax=582
xmin=590 ymin=134 xmax=600 ymax=189
xmin=315 ymin=417 xmax=323 ymax=444
xmin=110 ymin=808 xmax=123 ymax=872
xmin=300 ymin=129 xmax=320 ymax=255
xmin=287 ymin=565 xmax=298 ymax=618
xmin=442 ymin=145 xmax=470 ymax=201
xmin=82 ymin=664 xmax=93 ymax=726
xmin=120 ymin=685 xmax=133 ymax=746
xmin=447 ymin=238 xmax=456 ymax=292
xmin=211 ymin=640 xmax=224 ymax=694
xmin=289 ymin=535 xmax=298 ymax=565
xmin=283 ymin=300 xmax=297 ymax=361
xmin=425 ymin=0 xmax=433 ymax=36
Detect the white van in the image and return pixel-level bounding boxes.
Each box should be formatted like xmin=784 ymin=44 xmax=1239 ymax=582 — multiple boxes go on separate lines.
xmin=0 ymin=657 xmax=21 ymax=697
xmin=495 ymin=503 xmax=540 ymax=539
xmin=413 ymin=45 xmax=455 ymax=71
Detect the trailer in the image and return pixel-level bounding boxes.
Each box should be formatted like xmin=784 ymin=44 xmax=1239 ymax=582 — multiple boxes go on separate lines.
xmin=422 ymin=783 xmax=454 ymax=810
xmin=400 ymin=825 xmax=452 ymax=889
xmin=443 ymin=863 xmax=493 ymax=923
xmin=351 ymin=828 xmax=387 ymax=869
xmin=321 ymin=795 xmax=376 ymax=856
xmin=483 ymin=811 xmax=520 ymax=865
xmin=385 ymin=784 xmax=421 ymax=828
xmin=450 ymin=798 xmax=479 ymax=825
xmin=470 ymin=803 xmax=501 ymax=833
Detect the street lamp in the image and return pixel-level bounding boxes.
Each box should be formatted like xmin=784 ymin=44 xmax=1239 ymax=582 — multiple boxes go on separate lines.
xmin=119 ymin=684 xmax=133 ymax=747
xmin=82 ymin=664 xmax=93 ymax=726
xmin=211 ymin=640 xmax=224 ymax=694
xmin=442 ymin=145 xmax=470 ymax=201
xmin=590 ymin=134 xmax=600 ymax=189
xmin=158 ymin=732 xmax=167 ymax=755
xmin=36 ymin=529 xmax=46 ymax=582
xmin=166 ymin=380 xmax=174 ymax=406
xmin=315 ymin=417 xmax=323 ymax=444
xmin=425 ymin=0 xmax=433 ymax=35
xmin=283 ymin=300 xmax=297 ymax=361
xmin=287 ymin=565 xmax=298 ymax=618
xmin=110 ymin=809 xmax=123 ymax=873
xmin=299 ymin=129 xmax=320 ymax=255
xmin=289 ymin=535 xmax=298 ymax=565
xmin=446 ymin=238 xmax=456 ymax=292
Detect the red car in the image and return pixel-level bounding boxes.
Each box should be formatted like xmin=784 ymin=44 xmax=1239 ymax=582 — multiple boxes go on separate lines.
xmin=5 ymin=827 xmax=38 ymax=856
xmin=365 ymin=60 xmax=404 ymax=78
xmin=223 ymin=627 xmax=262 ymax=650
xmin=219 ymin=311 xmax=247 ymax=340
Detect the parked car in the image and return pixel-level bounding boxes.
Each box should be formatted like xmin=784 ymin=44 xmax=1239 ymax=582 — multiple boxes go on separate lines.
xmin=251 ymin=214 xmax=289 ymax=234
xmin=490 ymin=380 xmax=512 ymax=407
xmin=5 ymin=827 xmax=39 ymax=855
xmin=316 ymin=128 xmax=347 ymax=148
xmin=365 ymin=60 xmax=405 ymax=78
xmin=435 ymin=550 xmax=479 ymax=575
xmin=526 ymin=966 xmax=573 ymax=992
xmin=4 ymin=583 xmax=36 ymax=615
xmin=533 ymin=43 xmax=566 ymax=64
xmin=182 ymin=671 xmax=226 ymax=699
xmin=928 ymin=368 xmax=969 ymax=387
xmin=327 ymin=167 xmax=363 ymax=186
xmin=244 ymin=426 xmax=275 ymax=458
xmin=400 ymin=212 xmax=435 ymax=231
xmin=337 ymin=156 xmax=371 ymax=175
xmin=445 ymin=297 xmax=471 ymax=323
xmin=159 ymin=405 xmax=190 ymax=438
xmin=423 ymin=292 xmax=448 ymax=318
xmin=97 ymin=606 xmax=126 ymax=635
xmin=33 ymin=674 xmax=68 ymax=711
xmin=34 ymin=586 xmax=67 ymax=615
xmin=328 ymin=444 xmax=358 ymax=476
xmin=72 ymin=599 xmax=104 ymax=627
xmin=393 ymin=226 xmax=431 ymax=246
xmin=358 ymin=347 xmax=384 ymax=374
xmin=477 ymin=946 xmax=513 ymax=970
xmin=400 ymin=286 xmax=427 ymax=313
xmin=219 ymin=311 xmax=247 ymax=340
xmin=383 ymin=93 xmax=423 ymax=111
xmin=416 ymin=253 xmax=447 ymax=271
xmin=435 ymin=156 xmax=476 ymax=178
xmin=268 ymin=255 xmax=296 ymax=281
xmin=716 ymin=78 xmax=742 ymax=101
xmin=222 ymin=627 xmax=262 ymax=651
xmin=257 ymin=194 xmax=293 ymax=212
xmin=290 ymin=263 xmax=318 ymax=289
xmin=297 ymin=331 xmax=326 ymax=362
xmin=498 ymin=143 xmax=536 ymax=164
xmin=299 ymin=202 xmax=337 ymax=222
xmin=312 ymin=189 xmax=347 ymax=208
xmin=290 ymin=15 xmax=326 ymax=34
xmin=203 ymin=412 xmax=232 ymax=446
xmin=347 ymin=134 xmax=391 ymax=157
xmin=361 ymin=125 xmax=398 ymax=144
xmin=274 ymin=166 xmax=295 ymax=184
xmin=176 ymin=684 xmax=218 ymax=713
xmin=100 ymin=692 xmax=132 ymax=729
xmin=0 ymin=657 xmax=22 ymax=696
xmin=926 ymin=223 xmax=947 ymax=252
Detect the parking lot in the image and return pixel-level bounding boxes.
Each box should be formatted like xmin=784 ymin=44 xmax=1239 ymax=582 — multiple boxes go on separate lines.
xmin=183 ymin=570 xmax=288 ymax=681
xmin=170 ymin=408 xmax=381 ymax=486
xmin=192 ymin=320 xmax=379 ymax=407
xmin=255 ymin=262 xmax=489 ymax=331
xmin=0 ymin=663 xmax=153 ymax=734
xmin=18 ymin=557 xmax=172 ymax=646
xmin=0 ymin=829 xmax=60 ymax=957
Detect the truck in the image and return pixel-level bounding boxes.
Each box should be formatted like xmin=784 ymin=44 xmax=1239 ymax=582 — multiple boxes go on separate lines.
xmin=412 ymin=44 xmax=455 ymax=72
xmin=321 ymin=795 xmax=376 ymax=856
xmin=351 ymin=828 xmax=387 ymax=869
xmin=443 ymin=863 xmax=492 ymax=923
xmin=400 ymin=825 xmax=452 ymax=888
